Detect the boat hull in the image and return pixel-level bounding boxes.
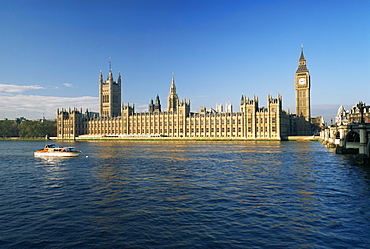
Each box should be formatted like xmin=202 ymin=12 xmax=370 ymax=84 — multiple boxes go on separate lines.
xmin=34 ymin=152 xmax=80 ymax=157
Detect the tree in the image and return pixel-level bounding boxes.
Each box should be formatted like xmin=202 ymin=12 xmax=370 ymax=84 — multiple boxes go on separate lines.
xmin=0 ymin=119 xmax=57 ymax=138
xmin=0 ymin=120 xmax=19 ymax=137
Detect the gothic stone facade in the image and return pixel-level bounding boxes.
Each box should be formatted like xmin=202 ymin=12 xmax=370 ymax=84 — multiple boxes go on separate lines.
xmin=57 ymin=93 xmax=289 ymax=140
xmin=57 ymin=49 xmax=311 ymax=140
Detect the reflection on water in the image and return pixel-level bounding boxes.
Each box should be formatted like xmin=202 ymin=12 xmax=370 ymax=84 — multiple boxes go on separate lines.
xmin=0 ymin=141 xmax=369 ymax=248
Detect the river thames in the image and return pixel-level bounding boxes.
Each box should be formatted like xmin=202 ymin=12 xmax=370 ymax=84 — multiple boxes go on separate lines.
xmin=1 ymin=140 xmax=369 ymax=248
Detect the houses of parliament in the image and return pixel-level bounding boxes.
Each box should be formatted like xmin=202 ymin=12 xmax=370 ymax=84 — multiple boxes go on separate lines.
xmin=57 ymin=49 xmax=314 ymax=140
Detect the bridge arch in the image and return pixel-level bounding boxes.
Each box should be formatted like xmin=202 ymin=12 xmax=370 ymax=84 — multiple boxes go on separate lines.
xmin=346 ymin=131 xmax=360 ymax=142
xmin=335 ymin=132 xmax=340 ymax=139
xmin=334 ymin=131 xmax=341 ymax=145
xmin=344 ymin=131 xmax=360 ymax=149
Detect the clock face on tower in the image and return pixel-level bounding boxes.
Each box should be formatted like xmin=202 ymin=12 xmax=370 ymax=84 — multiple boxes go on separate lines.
xmin=298 ymin=78 xmax=306 ymax=85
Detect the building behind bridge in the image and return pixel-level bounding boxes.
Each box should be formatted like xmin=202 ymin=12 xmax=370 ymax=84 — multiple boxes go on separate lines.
xmin=57 ymin=48 xmax=317 ymax=140
xmin=335 ymin=104 xmax=370 ymax=125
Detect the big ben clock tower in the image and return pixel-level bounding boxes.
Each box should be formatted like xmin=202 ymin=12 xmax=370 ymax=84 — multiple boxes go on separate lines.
xmin=295 ymin=46 xmax=311 ymax=122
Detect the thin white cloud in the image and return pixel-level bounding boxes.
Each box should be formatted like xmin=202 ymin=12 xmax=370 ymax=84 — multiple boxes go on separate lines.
xmin=63 ymin=83 xmax=74 ymax=88
xmin=0 ymin=93 xmax=98 ymax=119
xmin=135 ymin=104 xmax=148 ymax=108
xmin=0 ymin=83 xmax=45 ymax=93
xmin=135 ymin=104 xmax=148 ymax=112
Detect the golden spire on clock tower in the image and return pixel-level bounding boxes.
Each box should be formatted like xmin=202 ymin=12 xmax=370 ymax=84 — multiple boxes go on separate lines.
xmin=296 ymin=45 xmax=308 ymax=73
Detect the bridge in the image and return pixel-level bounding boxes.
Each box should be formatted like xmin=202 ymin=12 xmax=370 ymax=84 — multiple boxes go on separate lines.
xmin=320 ymin=122 xmax=370 ymax=164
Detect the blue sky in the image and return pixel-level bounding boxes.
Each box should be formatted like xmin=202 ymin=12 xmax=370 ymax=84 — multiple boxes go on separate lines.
xmin=0 ymin=0 xmax=369 ymax=121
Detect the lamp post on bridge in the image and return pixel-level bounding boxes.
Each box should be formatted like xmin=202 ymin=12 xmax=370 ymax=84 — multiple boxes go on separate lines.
xmin=357 ymin=101 xmax=365 ymax=124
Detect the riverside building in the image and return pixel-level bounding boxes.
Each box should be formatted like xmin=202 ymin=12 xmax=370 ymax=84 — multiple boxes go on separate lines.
xmin=57 ymin=49 xmax=313 ymax=140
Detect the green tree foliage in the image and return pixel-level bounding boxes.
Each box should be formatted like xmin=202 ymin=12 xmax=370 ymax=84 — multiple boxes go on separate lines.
xmin=0 ymin=120 xmax=19 ymax=137
xmin=0 ymin=119 xmax=56 ymax=138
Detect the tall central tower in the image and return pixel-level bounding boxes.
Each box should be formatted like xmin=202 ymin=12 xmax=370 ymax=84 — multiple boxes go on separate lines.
xmin=167 ymin=73 xmax=179 ymax=112
xmin=99 ymin=69 xmax=121 ymax=117
xmin=295 ymin=46 xmax=311 ymax=121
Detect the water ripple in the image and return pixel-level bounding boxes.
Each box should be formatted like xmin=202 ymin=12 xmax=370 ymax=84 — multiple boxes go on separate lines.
xmin=0 ymin=141 xmax=369 ymax=248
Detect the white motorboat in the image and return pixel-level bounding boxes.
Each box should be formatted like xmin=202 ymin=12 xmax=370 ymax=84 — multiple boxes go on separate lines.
xmin=34 ymin=144 xmax=81 ymax=157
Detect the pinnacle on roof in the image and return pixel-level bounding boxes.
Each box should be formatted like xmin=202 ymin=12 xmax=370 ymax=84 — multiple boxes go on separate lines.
xmin=299 ymin=44 xmax=305 ymax=61
xmin=107 ymin=69 xmax=113 ymax=81
xmin=170 ymin=73 xmax=176 ymax=94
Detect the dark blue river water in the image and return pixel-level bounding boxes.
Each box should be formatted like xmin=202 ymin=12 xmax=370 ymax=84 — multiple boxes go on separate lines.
xmin=0 ymin=141 xmax=369 ymax=248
